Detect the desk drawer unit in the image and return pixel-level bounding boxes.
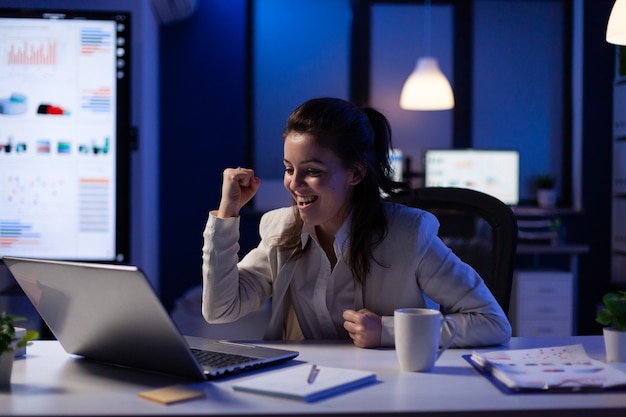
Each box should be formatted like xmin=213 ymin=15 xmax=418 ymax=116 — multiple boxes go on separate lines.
xmin=511 ymin=270 xmax=574 ymax=337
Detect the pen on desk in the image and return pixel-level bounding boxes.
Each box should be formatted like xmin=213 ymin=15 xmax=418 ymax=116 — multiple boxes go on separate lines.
xmin=307 ymin=364 xmax=319 ymax=384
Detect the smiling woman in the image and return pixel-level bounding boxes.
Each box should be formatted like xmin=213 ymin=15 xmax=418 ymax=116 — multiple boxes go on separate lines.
xmin=282 ymin=131 xmax=358 ymax=237
xmin=201 ymin=96 xmax=511 ymax=350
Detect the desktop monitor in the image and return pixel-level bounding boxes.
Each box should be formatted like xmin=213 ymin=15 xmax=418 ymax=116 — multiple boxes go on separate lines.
xmin=0 ymin=8 xmax=131 ymax=262
xmin=424 ymin=149 xmax=520 ymax=206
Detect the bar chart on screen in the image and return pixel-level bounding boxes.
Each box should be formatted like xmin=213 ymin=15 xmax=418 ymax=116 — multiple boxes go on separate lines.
xmin=7 ymin=38 xmax=57 ymax=65
xmin=0 ymin=220 xmax=40 ymax=249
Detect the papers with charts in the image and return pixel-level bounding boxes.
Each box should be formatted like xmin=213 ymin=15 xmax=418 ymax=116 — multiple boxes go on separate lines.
xmin=469 ymin=344 xmax=626 ymax=392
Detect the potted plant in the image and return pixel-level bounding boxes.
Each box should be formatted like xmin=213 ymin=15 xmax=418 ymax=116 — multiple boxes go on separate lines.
xmin=536 ymin=174 xmax=557 ymax=209
xmin=596 ymin=291 xmax=626 ymax=362
xmin=0 ymin=313 xmax=38 ymax=388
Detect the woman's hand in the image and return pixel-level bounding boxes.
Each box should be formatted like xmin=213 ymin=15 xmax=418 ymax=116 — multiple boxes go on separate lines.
xmin=217 ymin=167 xmax=261 ymax=218
xmin=343 ymin=308 xmax=382 ymax=348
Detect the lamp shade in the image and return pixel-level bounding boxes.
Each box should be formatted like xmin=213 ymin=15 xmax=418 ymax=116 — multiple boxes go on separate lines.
xmin=607 ymin=0 xmax=626 ymax=45
xmin=399 ymin=57 xmax=454 ymax=111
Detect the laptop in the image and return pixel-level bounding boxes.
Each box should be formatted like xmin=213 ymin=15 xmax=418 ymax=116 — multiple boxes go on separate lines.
xmin=2 ymin=256 xmax=298 ymax=380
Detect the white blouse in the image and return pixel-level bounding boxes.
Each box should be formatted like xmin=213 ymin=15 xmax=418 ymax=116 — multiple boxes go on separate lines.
xmin=286 ymin=218 xmax=357 ymax=340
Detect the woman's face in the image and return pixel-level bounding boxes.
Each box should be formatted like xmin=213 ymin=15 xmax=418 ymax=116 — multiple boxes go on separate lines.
xmin=283 ymin=132 xmax=361 ymax=236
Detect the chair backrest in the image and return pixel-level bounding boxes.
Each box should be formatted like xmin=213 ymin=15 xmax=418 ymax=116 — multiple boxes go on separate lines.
xmin=391 ymin=187 xmax=518 ymax=316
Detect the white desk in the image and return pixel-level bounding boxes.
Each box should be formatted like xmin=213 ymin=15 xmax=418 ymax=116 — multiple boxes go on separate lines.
xmin=2 ymin=336 xmax=626 ymax=416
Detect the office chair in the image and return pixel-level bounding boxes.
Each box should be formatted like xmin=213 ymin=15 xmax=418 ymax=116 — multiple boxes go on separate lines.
xmin=389 ymin=187 xmax=518 ymax=316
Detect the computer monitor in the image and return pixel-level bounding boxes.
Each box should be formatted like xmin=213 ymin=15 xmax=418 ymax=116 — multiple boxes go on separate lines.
xmin=424 ymin=149 xmax=520 ymax=206
xmin=0 ymin=8 xmax=131 ymax=262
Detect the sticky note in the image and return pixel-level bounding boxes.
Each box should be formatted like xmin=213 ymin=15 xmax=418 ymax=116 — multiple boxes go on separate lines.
xmin=138 ymin=385 xmax=205 ymax=405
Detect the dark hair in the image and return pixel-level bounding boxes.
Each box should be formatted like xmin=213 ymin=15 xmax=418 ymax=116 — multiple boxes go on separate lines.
xmin=280 ymin=97 xmax=411 ymax=283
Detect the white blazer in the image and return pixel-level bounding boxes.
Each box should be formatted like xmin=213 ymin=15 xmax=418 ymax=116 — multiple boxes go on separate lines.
xmin=202 ymin=203 xmax=511 ymax=347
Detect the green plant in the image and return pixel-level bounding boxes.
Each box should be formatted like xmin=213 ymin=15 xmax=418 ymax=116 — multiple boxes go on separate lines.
xmin=596 ymin=291 xmax=626 ymax=331
xmin=0 ymin=313 xmax=39 ymax=354
xmin=536 ymin=175 xmax=556 ymax=190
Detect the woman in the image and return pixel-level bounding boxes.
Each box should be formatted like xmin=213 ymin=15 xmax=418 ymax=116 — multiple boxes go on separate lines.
xmin=202 ymin=97 xmax=511 ymax=348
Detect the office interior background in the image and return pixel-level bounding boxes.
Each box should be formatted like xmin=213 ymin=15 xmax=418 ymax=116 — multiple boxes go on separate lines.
xmin=0 ymin=0 xmax=618 ymax=336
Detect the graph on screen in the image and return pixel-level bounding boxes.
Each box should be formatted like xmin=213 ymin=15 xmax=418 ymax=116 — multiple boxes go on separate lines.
xmin=0 ymin=9 xmax=130 ymax=261
xmin=424 ymin=149 xmax=520 ymax=206
xmin=7 ymin=39 xmax=57 ymax=65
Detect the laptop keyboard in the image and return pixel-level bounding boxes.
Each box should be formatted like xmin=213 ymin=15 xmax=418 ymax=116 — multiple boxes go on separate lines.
xmin=191 ymin=348 xmax=257 ymax=370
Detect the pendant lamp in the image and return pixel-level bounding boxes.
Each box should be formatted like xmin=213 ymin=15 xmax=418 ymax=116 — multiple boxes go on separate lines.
xmin=400 ymin=0 xmax=454 ymax=111
xmin=607 ymin=0 xmax=626 ymax=45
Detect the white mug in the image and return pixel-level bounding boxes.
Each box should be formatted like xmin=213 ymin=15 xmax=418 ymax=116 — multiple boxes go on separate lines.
xmin=394 ymin=308 xmax=458 ymax=372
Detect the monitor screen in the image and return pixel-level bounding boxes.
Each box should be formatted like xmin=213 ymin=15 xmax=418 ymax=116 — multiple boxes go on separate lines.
xmin=424 ymin=149 xmax=520 ymax=205
xmin=0 ymin=9 xmax=131 ymax=262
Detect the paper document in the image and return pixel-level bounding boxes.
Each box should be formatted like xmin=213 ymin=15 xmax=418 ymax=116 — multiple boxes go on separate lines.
xmin=469 ymin=344 xmax=626 ymax=392
xmin=232 ymin=363 xmax=376 ymax=402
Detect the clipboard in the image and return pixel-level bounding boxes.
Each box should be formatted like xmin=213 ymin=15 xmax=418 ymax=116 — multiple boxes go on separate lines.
xmin=466 ymin=344 xmax=626 ymax=393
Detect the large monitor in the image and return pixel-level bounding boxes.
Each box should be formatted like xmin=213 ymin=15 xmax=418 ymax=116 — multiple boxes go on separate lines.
xmin=0 ymin=8 xmax=131 ymax=262
xmin=424 ymin=149 xmax=520 ymax=206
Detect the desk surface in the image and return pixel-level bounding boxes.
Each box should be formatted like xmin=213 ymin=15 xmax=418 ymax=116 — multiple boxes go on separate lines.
xmin=2 ymin=336 xmax=626 ymax=417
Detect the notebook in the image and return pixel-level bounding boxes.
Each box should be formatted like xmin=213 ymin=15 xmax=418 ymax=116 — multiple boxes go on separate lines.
xmin=233 ymin=364 xmax=377 ymax=402
xmin=2 ymin=256 xmax=298 ymax=380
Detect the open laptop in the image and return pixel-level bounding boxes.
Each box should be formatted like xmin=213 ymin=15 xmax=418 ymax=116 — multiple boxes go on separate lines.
xmin=2 ymin=256 xmax=298 ymax=380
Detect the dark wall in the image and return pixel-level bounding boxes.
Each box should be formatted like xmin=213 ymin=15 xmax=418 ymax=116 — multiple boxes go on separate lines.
xmin=159 ymin=0 xmax=248 ymax=310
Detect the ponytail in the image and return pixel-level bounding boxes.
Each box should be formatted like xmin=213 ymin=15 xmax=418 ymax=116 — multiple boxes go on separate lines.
xmin=360 ymin=107 xmax=412 ymax=198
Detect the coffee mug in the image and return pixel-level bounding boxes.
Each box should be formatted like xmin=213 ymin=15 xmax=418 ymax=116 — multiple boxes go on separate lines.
xmin=394 ymin=308 xmax=458 ymax=372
